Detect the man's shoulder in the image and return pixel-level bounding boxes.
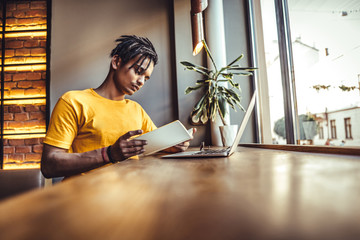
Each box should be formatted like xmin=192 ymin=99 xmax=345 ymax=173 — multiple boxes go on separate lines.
xmin=61 ymin=89 xmax=94 ymax=102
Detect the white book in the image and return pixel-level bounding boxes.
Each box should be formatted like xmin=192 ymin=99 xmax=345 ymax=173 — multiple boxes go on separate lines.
xmin=133 ymin=120 xmax=193 ymax=156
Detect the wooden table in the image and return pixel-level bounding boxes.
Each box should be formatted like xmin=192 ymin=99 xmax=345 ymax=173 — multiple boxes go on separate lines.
xmin=0 ymin=147 xmax=360 ymax=240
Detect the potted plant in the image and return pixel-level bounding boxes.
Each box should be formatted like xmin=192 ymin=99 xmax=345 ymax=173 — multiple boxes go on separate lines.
xmin=180 ymin=40 xmax=256 ymax=145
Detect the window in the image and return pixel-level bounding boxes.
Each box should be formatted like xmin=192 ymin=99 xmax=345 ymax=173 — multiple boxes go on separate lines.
xmin=257 ymin=0 xmax=360 ymax=147
xmin=318 ymin=122 xmax=324 ymax=140
xmin=0 ymin=0 xmax=50 ymax=169
xmin=330 ymin=120 xmax=337 ymax=139
xmin=344 ymin=117 xmax=352 ymax=139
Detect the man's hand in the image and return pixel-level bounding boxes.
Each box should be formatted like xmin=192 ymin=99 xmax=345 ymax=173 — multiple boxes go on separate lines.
xmin=163 ymin=128 xmax=197 ymax=153
xmin=109 ymin=130 xmax=147 ymax=162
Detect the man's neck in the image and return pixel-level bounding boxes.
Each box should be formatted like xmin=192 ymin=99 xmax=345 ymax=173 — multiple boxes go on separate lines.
xmin=94 ymin=73 xmax=125 ymax=101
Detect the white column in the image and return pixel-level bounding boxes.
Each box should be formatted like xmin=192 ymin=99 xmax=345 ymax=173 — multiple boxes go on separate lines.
xmin=205 ymin=0 xmax=230 ymax=146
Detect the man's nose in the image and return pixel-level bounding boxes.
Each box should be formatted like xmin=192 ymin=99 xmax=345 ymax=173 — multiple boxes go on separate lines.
xmin=138 ymin=76 xmax=145 ymax=86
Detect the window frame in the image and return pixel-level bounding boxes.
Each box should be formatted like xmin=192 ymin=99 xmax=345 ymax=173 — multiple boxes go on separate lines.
xmin=248 ymin=0 xmax=359 ymax=153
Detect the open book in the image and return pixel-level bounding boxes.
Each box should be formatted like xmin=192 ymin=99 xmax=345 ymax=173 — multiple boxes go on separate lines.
xmin=133 ymin=120 xmax=193 ymax=156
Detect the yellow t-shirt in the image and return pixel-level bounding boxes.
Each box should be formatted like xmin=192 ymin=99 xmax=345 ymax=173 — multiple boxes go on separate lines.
xmin=44 ymin=88 xmax=156 ymax=153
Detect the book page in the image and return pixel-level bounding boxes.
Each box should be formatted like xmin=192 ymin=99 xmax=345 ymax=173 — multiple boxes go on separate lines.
xmin=134 ymin=120 xmax=192 ymax=156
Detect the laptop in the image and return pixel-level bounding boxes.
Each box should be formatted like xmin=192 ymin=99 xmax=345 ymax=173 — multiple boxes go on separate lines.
xmin=162 ymin=91 xmax=257 ymax=158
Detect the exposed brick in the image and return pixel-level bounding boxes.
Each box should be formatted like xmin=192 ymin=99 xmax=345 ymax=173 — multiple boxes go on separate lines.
xmin=30 ymin=112 xmax=45 ymax=120
xmin=13 ymin=73 xmax=27 ymax=81
xmin=27 ymin=72 xmax=42 ymax=80
xmin=26 ymin=10 xmax=46 ymax=18
xmin=5 ymin=73 xmax=13 ymax=81
xmin=3 ymin=106 xmax=9 ymax=113
xmin=39 ymin=138 xmax=44 ymax=144
xmin=32 ymin=80 xmax=46 ymax=89
xmin=17 ymin=18 xmax=34 ymax=25
xmin=8 ymin=153 xmax=25 ymax=162
xmin=3 ymin=139 xmax=9 ymax=145
xmin=16 ymin=48 xmax=31 ymax=56
xmin=25 ymin=105 xmax=40 ymax=112
xmin=6 ymin=18 xmax=17 ymax=25
xmin=31 ymin=48 xmax=46 ymax=56
xmin=16 ymin=146 xmax=32 ymax=153
xmin=6 ymin=40 xmax=24 ymax=49
xmin=24 ymin=39 xmax=40 ymax=48
xmin=33 ymin=18 xmax=47 ymax=25
xmin=8 ymin=106 xmax=22 ymax=113
xmin=7 ymin=3 xmax=17 ymax=11
xmin=10 ymin=89 xmax=25 ymax=96
xmin=25 ymin=138 xmax=40 ymax=145
xmin=14 ymin=112 xmax=29 ymax=121
xmin=4 ymin=146 xmax=15 ymax=154
xmin=17 ymin=3 xmax=30 ymax=10
xmin=31 ymin=2 xmax=47 ymax=10
xmin=25 ymin=153 xmax=41 ymax=161
xmin=23 ymin=120 xmax=41 ymax=128
xmin=4 ymin=82 xmax=17 ymax=90
xmin=6 ymin=11 xmax=13 ymax=18
xmin=41 ymin=72 xmax=47 ymax=79
xmin=40 ymin=40 xmax=47 ymax=47
xmin=5 ymin=49 xmax=15 ymax=57
xmin=25 ymin=88 xmax=41 ymax=96
xmin=6 ymin=121 xmax=24 ymax=129
xmin=40 ymin=88 xmax=46 ymax=95
xmin=17 ymin=80 xmax=33 ymax=88
xmin=13 ymin=10 xmax=26 ymax=18
xmin=3 ymin=90 xmax=11 ymax=98
xmin=40 ymin=106 xmax=46 ymax=112
xmin=4 ymin=113 xmax=14 ymax=121
xmin=9 ymin=139 xmax=25 ymax=146
xmin=33 ymin=144 xmax=43 ymax=153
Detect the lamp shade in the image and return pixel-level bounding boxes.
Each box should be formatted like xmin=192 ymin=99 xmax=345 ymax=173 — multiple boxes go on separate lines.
xmin=190 ymin=0 xmax=208 ymax=55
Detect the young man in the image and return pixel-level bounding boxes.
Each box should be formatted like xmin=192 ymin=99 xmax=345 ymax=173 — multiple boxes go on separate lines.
xmin=41 ymin=35 xmax=193 ymax=179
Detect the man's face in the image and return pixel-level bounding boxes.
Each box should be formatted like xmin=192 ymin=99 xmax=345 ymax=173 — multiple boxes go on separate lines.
xmin=113 ymin=55 xmax=154 ymax=96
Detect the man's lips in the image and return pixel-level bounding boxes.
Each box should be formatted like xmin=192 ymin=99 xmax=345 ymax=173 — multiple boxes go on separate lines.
xmin=131 ymin=85 xmax=140 ymax=92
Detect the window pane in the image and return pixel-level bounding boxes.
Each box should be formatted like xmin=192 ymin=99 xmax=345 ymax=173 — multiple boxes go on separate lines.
xmin=288 ymin=0 xmax=360 ymax=147
xmin=260 ymin=0 xmax=287 ymax=144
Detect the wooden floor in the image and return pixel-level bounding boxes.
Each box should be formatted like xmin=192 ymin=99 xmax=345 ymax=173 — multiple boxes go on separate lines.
xmin=0 ymin=147 xmax=359 ymax=240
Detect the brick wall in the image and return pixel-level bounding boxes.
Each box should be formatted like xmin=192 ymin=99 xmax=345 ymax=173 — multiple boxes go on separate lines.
xmin=2 ymin=1 xmax=47 ymax=169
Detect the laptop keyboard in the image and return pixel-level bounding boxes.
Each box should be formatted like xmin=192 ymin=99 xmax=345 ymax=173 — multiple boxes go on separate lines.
xmin=193 ymin=147 xmax=230 ymax=155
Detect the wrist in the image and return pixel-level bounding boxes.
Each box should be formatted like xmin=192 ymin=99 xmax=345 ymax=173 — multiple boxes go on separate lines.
xmin=101 ymin=147 xmax=110 ymax=163
xmin=106 ymin=145 xmax=116 ymax=163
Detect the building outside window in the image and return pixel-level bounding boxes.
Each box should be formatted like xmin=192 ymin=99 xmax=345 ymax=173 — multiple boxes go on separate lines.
xmin=345 ymin=117 xmax=352 ymax=139
xmin=318 ymin=122 xmax=324 ymax=140
xmin=330 ymin=120 xmax=337 ymax=139
xmin=258 ymin=0 xmax=360 ymax=147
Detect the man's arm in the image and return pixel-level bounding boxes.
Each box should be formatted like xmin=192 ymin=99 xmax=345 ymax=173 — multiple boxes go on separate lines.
xmin=41 ymin=144 xmax=107 ymax=178
xmin=41 ymin=130 xmax=147 ymax=178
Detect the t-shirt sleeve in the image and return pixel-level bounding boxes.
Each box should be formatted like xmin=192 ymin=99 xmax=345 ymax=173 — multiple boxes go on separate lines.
xmin=141 ymin=108 xmax=157 ymax=133
xmin=43 ymin=98 xmax=79 ymax=150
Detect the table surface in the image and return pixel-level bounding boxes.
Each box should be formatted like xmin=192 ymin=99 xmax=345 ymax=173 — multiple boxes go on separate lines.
xmin=0 ymin=147 xmax=360 ymax=240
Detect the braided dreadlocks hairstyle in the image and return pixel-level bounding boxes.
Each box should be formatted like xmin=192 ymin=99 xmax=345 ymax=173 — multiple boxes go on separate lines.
xmin=110 ymin=35 xmax=158 ymax=74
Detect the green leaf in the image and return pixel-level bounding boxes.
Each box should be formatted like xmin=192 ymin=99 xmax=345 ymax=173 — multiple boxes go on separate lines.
xmin=227 ymin=54 xmax=244 ymax=67
xmin=225 ymin=88 xmax=241 ymax=102
xmin=202 ymin=40 xmax=218 ymax=72
xmin=228 ymin=66 xmax=257 ymax=71
xmin=180 ymin=61 xmax=211 ymax=76
xmin=221 ymin=73 xmax=234 ymax=80
xmin=193 ymin=94 xmax=206 ymax=111
xmin=218 ymin=96 xmax=227 ymax=119
xmin=185 ymin=85 xmax=203 ymax=94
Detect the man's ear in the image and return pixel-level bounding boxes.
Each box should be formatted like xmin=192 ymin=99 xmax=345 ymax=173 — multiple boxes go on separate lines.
xmin=111 ymin=55 xmax=121 ymax=70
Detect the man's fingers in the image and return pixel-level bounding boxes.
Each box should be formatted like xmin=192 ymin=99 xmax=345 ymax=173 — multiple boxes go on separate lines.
xmin=119 ymin=139 xmax=147 ymax=148
xmin=120 ymin=130 xmax=143 ymax=140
